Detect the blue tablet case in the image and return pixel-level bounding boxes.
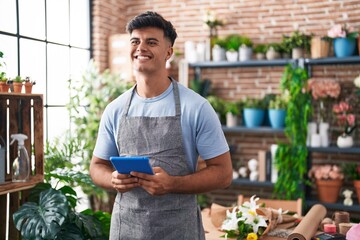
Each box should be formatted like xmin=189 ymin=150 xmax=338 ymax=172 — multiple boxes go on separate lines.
xmin=110 ymin=156 xmax=154 ymax=175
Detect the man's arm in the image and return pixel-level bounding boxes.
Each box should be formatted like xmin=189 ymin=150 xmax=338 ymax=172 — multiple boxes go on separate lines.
xmin=132 ymin=151 xmax=233 ymax=195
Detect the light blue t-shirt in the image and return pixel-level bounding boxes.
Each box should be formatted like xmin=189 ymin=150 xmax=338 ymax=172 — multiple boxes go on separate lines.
xmin=93 ymin=81 xmax=229 ymax=172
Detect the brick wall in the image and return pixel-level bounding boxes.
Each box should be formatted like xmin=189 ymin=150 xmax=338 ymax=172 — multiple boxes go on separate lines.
xmin=91 ymin=0 xmax=360 ymax=205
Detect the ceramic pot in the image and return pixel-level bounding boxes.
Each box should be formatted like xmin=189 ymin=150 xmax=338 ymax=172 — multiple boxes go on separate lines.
xmin=268 ymin=109 xmax=286 ymax=129
xmin=212 ymin=45 xmax=226 ymax=62
xmin=226 ymin=112 xmax=238 ymax=127
xmin=311 ymin=37 xmax=330 ymax=59
xmin=256 ymin=53 xmax=265 ymax=60
xmin=333 ymin=38 xmax=356 ymax=58
xmin=337 ymin=135 xmax=354 ymax=148
xmin=24 ymin=82 xmax=33 ymax=94
xmin=353 ymin=180 xmax=360 ymax=205
xmin=266 ymin=47 xmax=280 ymax=60
xmin=238 ymin=45 xmax=252 ymax=61
xmin=12 ymin=82 xmax=23 ymax=93
xmin=226 ymin=51 xmax=238 ymax=62
xmin=316 ymin=179 xmax=343 ymax=203
xmin=292 ymin=47 xmax=304 ymax=59
xmin=243 ymin=108 xmax=265 ymax=128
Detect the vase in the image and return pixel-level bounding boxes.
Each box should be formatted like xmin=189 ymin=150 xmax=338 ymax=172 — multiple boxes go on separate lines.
xmin=292 ymin=47 xmax=304 ymax=59
xmin=319 ymin=122 xmax=330 ymax=147
xmin=268 ymin=109 xmax=286 ymax=129
xmin=226 ymin=112 xmax=238 ymax=127
xmin=12 ymin=82 xmax=23 ymax=93
xmin=212 ymin=45 xmax=226 ymax=62
xmin=243 ymin=108 xmax=265 ymax=128
xmin=24 ymin=83 xmax=33 ymax=94
xmin=316 ymin=179 xmax=343 ymax=203
xmin=226 ymin=51 xmax=238 ymax=62
xmin=238 ymin=45 xmax=252 ymax=61
xmin=311 ymin=37 xmax=330 ymax=59
xmin=333 ymin=38 xmax=356 ymax=58
xmin=337 ymin=135 xmax=354 ymax=148
xmin=353 ymin=180 xmax=360 ymax=205
xmin=266 ymin=47 xmax=280 ymax=60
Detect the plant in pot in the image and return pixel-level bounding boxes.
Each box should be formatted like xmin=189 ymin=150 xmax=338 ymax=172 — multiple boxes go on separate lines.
xmin=253 ymin=44 xmax=267 ymax=60
xmin=282 ymin=31 xmax=313 ymax=59
xmin=12 ymin=75 xmax=23 ymax=93
xmin=0 ymin=73 xmax=10 ymax=93
xmin=224 ymin=34 xmax=242 ymax=62
xmin=225 ymin=100 xmax=241 ymax=127
xmin=332 ymin=100 xmax=356 ymax=148
xmin=13 ymin=182 xmax=111 ymax=239
xmin=342 ymin=162 xmax=360 ymax=205
xmin=311 ymin=36 xmax=332 ymax=59
xmin=265 ymin=42 xmax=282 ymax=60
xmin=327 ymin=24 xmax=359 ymax=58
xmin=243 ymin=97 xmax=266 ymax=128
xmin=238 ymin=36 xmax=253 ymax=61
xmin=268 ymin=92 xmax=289 ymax=129
xmin=207 ymin=95 xmax=225 ymax=124
xmin=212 ymin=36 xmax=227 ymax=62
xmin=23 ymin=76 xmax=36 ymax=94
xmin=308 ymin=164 xmax=344 ymax=203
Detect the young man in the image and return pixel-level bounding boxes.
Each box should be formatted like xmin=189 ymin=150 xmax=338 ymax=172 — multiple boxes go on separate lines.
xmin=90 ymin=11 xmax=232 ymax=240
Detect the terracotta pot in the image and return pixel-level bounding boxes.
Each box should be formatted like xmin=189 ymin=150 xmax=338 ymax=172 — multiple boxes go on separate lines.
xmin=24 ymin=82 xmax=33 ymax=94
xmin=316 ymin=179 xmax=343 ymax=203
xmin=353 ymin=180 xmax=360 ymax=204
xmin=12 ymin=82 xmax=23 ymax=93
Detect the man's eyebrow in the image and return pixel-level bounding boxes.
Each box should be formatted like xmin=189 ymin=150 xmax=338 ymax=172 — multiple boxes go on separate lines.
xmin=129 ymin=37 xmax=159 ymax=42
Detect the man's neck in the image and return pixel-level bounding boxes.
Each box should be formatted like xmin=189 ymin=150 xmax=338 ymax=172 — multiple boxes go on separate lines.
xmin=135 ymin=72 xmax=171 ymax=98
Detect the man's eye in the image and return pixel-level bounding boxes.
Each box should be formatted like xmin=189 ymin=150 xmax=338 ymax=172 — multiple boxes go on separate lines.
xmin=148 ymin=41 xmax=157 ymax=46
xmin=131 ymin=41 xmax=139 ymax=46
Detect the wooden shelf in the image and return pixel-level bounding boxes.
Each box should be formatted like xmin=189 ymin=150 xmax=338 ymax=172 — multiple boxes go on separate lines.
xmin=0 ymin=175 xmax=44 ymax=195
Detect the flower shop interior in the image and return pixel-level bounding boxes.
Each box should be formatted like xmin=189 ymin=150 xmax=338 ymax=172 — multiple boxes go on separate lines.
xmin=1 ymin=0 xmax=360 ymax=239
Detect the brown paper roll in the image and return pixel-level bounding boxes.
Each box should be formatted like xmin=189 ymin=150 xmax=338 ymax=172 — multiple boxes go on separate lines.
xmin=287 ymin=204 xmax=327 ymax=240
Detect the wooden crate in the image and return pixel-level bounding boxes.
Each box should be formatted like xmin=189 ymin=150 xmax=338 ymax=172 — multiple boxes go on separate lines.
xmin=0 ymin=93 xmax=44 ymax=240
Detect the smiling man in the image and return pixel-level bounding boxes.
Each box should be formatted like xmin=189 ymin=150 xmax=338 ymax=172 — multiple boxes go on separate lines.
xmin=89 ymin=11 xmax=232 ymax=240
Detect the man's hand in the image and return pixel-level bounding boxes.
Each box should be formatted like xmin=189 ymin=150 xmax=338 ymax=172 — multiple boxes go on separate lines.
xmin=130 ymin=167 xmax=174 ymax=195
xmin=111 ymin=171 xmax=140 ymax=193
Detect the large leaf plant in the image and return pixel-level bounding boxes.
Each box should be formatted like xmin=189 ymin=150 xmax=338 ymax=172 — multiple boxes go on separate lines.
xmin=273 ymin=64 xmax=313 ymax=200
xmin=13 ymin=183 xmax=111 ymax=240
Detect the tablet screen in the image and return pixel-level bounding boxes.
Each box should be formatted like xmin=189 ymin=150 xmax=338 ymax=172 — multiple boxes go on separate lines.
xmin=109 ymin=156 xmax=154 ymax=175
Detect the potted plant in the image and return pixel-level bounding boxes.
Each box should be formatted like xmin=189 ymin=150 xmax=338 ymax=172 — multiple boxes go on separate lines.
xmin=212 ymin=37 xmax=227 ymax=62
xmin=253 ymin=44 xmax=267 ymax=60
xmin=342 ymin=163 xmax=360 ymax=205
xmin=238 ymin=36 xmax=253 ymax=61
xmin=311 ymin=36 xmax=331 ymax=59
xmin=282 ymin=31 xmax=313 ymax=59
xmin=12 ymin=75 xmax=23 ymax=93
xmin=308 ymin=164 xmax=344 ymax=203
xmin=327 ymin=24 xmax=359 ymax=58
xmin=243 ymin=97 xmax=266 ymax=127
xmin=332 ymin=100 xmax=357 ymax=148
xmin=268 ymin=93 xmax=289 ymax=129
xmin=265 ymin=42 xmax=282 ymax=60
xmin=224 ymin=34 xmax=242 ymax=62
xmin=225 ymin=101 xmax=241 ymax=127
xmin=0 ymin=74 xmax=10 ymax=93
xmin=23 ymin=76 xmax=36 ymax=94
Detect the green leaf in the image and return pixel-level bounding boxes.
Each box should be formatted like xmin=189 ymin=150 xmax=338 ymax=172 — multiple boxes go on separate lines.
xmin=13 ymin=188 xmax=68 ymax=239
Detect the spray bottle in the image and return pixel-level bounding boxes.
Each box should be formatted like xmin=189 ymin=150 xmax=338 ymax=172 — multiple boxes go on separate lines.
xmin=10 ymin=134 xmax=30 ymax=182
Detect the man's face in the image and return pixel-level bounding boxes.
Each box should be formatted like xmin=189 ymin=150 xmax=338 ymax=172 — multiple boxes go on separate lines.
xmin=129 ymin=27 xmax=172 ymax=74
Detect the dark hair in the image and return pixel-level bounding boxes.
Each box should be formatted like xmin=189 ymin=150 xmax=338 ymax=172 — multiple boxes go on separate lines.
xmin=126 ymin=11 xmax=177 ymax=46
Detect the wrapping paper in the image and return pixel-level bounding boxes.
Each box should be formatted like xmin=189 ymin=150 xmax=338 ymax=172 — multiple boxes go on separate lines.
xmin=287 ymin=204 xmax=326 ymax=240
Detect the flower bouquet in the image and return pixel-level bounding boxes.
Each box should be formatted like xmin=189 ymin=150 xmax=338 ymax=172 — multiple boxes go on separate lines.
xmin=327 ymin=24 xmax=359 ymax=57
xmin=327 ymin=24 xmax=359 ymax=39
xmin=332 ymin=101 xmax=356 ymax=136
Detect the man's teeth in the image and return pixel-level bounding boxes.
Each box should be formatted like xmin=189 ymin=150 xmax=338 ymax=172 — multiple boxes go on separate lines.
xmin=137 ymin=56 xmax=150 ymax=60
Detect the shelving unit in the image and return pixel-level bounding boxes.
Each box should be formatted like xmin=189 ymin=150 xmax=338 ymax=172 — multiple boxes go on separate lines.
xmin=185 ymin=55 xmax=360 ymax=213
xmin=0 ymin=93 xmax=44 ymax=240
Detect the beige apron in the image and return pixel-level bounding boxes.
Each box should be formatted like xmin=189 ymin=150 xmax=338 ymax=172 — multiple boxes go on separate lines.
xmin=109 ymin=79 xmax=205 ymax=240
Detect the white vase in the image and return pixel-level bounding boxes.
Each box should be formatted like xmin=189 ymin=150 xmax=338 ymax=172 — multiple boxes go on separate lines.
xmin=319 ymin=122 xmax=330 ymax=147
xmin=226 ymin=112 xmax=238 ymax=127
xmin=337 ymin=135 xmax=354 ymax=148
xmin=226 ymin=51 xmax=238 ymax=62
xmin=212 ymin=45 xmax=226 ymax=62
xmin=238 ymin=44 xmax=252 ymax=61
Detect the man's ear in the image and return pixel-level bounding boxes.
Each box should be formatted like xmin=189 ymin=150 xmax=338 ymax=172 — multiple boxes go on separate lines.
xmin=166 ymin=47 xmax=174 ymax=61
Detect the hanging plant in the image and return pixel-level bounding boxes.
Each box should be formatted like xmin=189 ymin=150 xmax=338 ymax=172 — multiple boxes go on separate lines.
xmin=273 ymin=64 xmax=313 ymax=200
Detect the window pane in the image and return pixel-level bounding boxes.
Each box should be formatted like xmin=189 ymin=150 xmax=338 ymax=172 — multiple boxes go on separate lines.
xmin=19 ymin=0 xmax=45 ymax=39
xmin=20 ymin=39 xmax=46 ymax=95
xmin=47 ymin=44 xmax=70 ymax=105
xmin=70 ymin=0 xmax=90 ymax=48
xmin=46 ymin=107 xmax=70 ymax=141
xmin=70 ymin=48 xmax=90 ymax=81
xmin=0 ymin=35 xmax=18 ymax=78
xmin=0 ymin=0 xmax=17 ymax=33
xmin=47 ymin=0 xmax=69 ymax=44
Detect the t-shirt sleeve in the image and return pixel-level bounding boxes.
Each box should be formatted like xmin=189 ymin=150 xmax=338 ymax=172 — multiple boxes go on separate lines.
xmin=195 ymin=101 xmax=229 ymax=160
xmin=92 ymin=106 xmax=119 ymax=160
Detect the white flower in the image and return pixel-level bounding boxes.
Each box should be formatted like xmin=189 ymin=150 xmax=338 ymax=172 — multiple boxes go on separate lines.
xmin=249 ymin=214 xmax=267 ymax=233
xmin=221 ymin=206 xmax=239 ymax=231
xmin=354 ymin=74 xmax=360 ymax=88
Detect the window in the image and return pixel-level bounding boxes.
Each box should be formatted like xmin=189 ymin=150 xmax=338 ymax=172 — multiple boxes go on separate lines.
xmin=0 ymin=0 xmax=92 ymax=143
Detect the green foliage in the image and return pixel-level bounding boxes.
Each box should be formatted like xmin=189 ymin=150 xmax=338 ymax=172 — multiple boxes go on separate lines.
xmin=14 ymin=75 xmax=22 ymax=82
xmin=212 ymin=37 xmax=227 ymax=49
xmin=273 ymin=64 xmax=312 ymax=200
xmin=224 ymin=34 xmax=242 ymax=51
xmin=189 ymin=78 xmax=212 ymax=97
xmin=342 ymin=163 xmax=360 ymax=181
xmin=13 ymin=183 xmax=110 ymax=240
xmin=265 ymin=42 xmax=282 ymax=52
xmin=207 ymin=95 xmax=225 ymax=114
xmin=269 ymin=93 xmax=290 ymax=109
xmin=282 ymin=31 xmax=313 ymax=53
xmin=243 ymin=97 xmax=266 ymax=109
xmin=225 ymin=101 xmax=240 ymax=115
xmin=253 ymin=44 xmax=267 ymax=54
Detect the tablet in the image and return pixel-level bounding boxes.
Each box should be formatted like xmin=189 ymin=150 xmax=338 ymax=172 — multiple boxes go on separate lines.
xmin=109 ymin=156 xmax=154 ymax=175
